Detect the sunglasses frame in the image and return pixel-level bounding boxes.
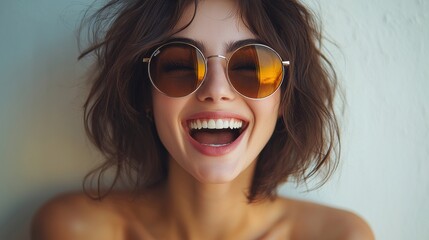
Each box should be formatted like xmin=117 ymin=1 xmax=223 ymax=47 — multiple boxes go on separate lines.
xmin=143 ymin=41 xmax=290 ymax=99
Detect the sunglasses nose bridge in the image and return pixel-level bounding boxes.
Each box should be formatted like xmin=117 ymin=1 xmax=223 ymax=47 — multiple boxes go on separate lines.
xmin=204 ymin=54 xmax=229 ymax=80
xmin=206 ymin=54 xmax=227 ymax=61
xmin=203 ymin=54 xmax=229 ymax=82
xmin=195 ymin=54 xmax=237 ymax=102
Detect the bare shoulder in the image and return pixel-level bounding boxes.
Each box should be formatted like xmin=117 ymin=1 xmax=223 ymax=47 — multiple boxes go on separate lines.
xmin=31 ymin=191 xmax=131 ymax=240
xmin=279 ymin=197 xmax=375 ymax=240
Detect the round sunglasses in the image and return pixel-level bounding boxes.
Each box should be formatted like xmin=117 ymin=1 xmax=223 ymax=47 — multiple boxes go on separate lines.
xmin=143 ymin=41 xmax=290 ymax=99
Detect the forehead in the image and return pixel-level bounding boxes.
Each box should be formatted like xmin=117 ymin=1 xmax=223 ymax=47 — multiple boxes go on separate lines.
xmin=172 ymin=0 xmax=255 ymax=53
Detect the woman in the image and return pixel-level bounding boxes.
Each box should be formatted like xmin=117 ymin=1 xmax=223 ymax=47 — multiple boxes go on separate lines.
xmin=32 ymin=0 xmax=374 ymax=239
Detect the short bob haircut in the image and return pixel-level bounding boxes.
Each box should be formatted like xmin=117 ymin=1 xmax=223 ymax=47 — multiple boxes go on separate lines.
xmin=80 ymin=0 xmax=340 ymax=202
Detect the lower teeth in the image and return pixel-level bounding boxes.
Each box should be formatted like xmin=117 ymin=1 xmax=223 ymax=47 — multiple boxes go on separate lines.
xmin=202 ymin=143 xmax=230 ymax=147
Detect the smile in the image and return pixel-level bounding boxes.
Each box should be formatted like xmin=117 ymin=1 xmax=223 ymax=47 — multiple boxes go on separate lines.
xmin=185 ymin=114 xmax=249 ymax=156
xmin=188 ymin=118 xmax=246 ymax=146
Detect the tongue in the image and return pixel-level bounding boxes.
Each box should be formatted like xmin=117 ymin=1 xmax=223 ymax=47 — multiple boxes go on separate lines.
xmin=192 ymin=129 xmax=236 ymax=145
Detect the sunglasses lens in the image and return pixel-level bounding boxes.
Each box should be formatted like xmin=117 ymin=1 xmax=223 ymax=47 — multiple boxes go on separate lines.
xmin=228 ymin=45 xmax=283 ymax=98
xmin=149 ymin=43 xmax=206 ymax=97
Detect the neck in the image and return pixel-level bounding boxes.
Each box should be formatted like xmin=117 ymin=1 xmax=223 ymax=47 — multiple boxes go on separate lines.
xmin=163 ymin=159 xmax=265 ymax=240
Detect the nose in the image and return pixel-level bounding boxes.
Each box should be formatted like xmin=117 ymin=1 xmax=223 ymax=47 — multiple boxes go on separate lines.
xmin=195 ymin=56 xmax=236 ymax=102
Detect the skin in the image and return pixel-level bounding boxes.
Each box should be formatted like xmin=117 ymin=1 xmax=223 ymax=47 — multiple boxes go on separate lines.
xmin=152 ymin=0 xmax=280 ymax=184
xmin=31 ymin=1 xmax=375 ymax=239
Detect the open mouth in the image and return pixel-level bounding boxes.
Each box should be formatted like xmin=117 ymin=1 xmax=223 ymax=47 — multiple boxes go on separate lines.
xmin=188 ymin=118 xmax=248 ymax=147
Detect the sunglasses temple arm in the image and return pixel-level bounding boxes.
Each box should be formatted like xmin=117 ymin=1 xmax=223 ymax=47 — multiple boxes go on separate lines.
xmin=282 ymin=61 xmax=290 ymax=66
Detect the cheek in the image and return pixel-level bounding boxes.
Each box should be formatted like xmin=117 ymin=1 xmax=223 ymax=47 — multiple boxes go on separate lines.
xmin=152 ymin=89 xmax=187 ymax=120
xmin=253 ymin=92 xmax=281 ymax=122
xmin=151 ymin=93 xmax=178 ymax=139
xmin=152 ymin=93 xmax=169 ymax=123
xmin=251 ymin=94 xmax=281 ymax=150
xmin=246 ymin=93 xmax=281 ymax=154
xmin=151 ymin=92 xmax=189 ymax=158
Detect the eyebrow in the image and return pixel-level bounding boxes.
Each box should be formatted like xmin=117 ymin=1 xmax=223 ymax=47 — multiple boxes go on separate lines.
xmin=163 ymin=37 xmax=264 ymax=53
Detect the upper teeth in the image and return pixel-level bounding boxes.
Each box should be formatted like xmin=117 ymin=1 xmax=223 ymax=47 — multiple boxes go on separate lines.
xmin=189 ymin=119 xmax=243 ymax=130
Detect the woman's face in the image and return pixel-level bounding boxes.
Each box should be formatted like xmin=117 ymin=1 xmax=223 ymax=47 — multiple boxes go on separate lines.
xmin=152 ymin=0 xmax=280 ymax=183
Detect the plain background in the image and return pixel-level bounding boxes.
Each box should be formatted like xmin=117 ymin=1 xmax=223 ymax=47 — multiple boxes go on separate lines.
xmin=1 ymin=0 xmax=428 ymax=239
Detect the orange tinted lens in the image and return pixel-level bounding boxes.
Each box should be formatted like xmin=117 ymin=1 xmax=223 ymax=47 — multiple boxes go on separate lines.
xmin=228 ymin=45 xmax=283 ymax=98
xmin=149 ymin=43 xmax=205 ymax=97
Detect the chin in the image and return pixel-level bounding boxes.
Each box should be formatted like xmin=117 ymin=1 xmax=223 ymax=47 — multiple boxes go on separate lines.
xmin=189 ymin=157 xmax=252 ymax=184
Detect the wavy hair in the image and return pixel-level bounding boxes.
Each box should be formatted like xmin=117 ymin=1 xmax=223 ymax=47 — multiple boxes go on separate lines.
xmin=80 ymin=0 xmax=340 ymax=202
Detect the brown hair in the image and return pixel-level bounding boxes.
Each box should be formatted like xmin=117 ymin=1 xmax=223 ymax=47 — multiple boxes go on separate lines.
xmin=80 ymin=0 xmax=340 ymax=202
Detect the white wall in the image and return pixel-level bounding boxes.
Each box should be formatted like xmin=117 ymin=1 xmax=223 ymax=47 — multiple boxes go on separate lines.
xmin=281 ymin=0 xmax=429 ymax=239
xmin=1 ymin=0 xmax=428 ymax=239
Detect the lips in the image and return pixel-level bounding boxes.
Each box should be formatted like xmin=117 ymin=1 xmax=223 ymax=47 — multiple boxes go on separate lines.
xmin=184 ymin=113 xmax=248 ymax=156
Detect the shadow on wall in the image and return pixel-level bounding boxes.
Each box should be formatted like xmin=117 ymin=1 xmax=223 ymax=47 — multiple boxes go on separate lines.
xmin=0 ymin=22 xmax=98 ymax=239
